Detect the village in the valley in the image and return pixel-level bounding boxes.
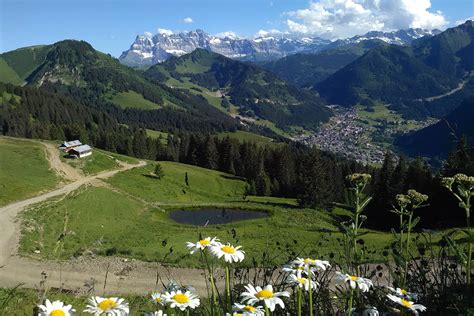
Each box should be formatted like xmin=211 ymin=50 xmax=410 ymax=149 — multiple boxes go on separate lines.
xmin=294 ymin=105 xmax=438 ymax=165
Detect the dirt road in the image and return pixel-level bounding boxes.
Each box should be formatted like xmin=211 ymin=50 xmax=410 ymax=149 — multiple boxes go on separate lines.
xmin=42 ymin=142 xmax=84 ymax=182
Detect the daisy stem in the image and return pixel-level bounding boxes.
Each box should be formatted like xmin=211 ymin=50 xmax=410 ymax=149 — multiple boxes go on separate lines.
xmin=225 ymin=265 xmax=231 ymax=310
xmin=308 ymin=267 xmax=313 ymax=316
xmin=297 ymin=287 xmax=302 ymax=316
xmin=347 ymin=287 xmax=354 ymax=316
xmin=465 ymin=197 xmax=472 ymax=285
xmin=264 ymin=302 xmax=270 ymax=316
xmin=202 ymin=251 xmax=217 ymax=308
xmin=402 ymin=211 xmax=413 ymax=288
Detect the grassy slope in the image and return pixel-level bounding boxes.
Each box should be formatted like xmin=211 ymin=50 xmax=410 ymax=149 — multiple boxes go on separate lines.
xmin=0 ymin=57 xmax=23 ymax=85
xmin=217 ymin=130 xmax=279 ymax=147
xmin=106 ymin=162 xmax=247 ymax=204
xmin=146 ymin=129 xmax=169 ymax=145
xmin=108 ymin=91 xmax=161 ymax=110
xmin=0 ymin=45 xmax=51 ymax=80
xmin=0 ymin=138 xmax=59 ymax=206
xmin=20 ymin=161 xmax=393 ymax=267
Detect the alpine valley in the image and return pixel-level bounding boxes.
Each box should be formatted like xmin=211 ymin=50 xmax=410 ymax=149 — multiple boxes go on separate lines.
xmin=1 ymin=21 xmax=473 ymax=166
xmin=1 ymin=2 xmax=474 ymax=314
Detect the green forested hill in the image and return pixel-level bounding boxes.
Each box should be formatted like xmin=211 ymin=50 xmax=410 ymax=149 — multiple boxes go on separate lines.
xmin=395 ymin=98 xmax=474 ymax=158
xmin=317 ymin=21 xmax=474 ymax=106
xmin=146 ymin=49 xmax=332 ymax=131
xmin=262 ymin=40 xmax=382 ymax=88
xmin=317 ymin=44 xmax=456 ymax=106
xmin=0 ymin=40 xmax=239 ymax=134
xmin=0 ymin=45 xmax=51 ymax=84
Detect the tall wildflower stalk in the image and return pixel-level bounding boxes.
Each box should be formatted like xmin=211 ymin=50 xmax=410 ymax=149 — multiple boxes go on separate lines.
xmin=441 ymin=174 xmax=474 ymax=285
xmin=391 ymin=190 xmax=428 ymax=288
xmin=341 ymin=173 xmax=372 ymax=315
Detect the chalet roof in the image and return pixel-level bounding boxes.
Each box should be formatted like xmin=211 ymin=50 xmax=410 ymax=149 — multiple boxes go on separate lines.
xmin=60 ymin=140 xmax=82 ymax=148
xmin=69 ymin=144 xmax=92 ymax=154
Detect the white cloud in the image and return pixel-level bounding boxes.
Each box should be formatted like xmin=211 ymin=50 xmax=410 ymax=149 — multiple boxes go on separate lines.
xmin=215 ymin=31 xmax=240 ymax=39
xmin=255 ymin=29 xmax=288 ymax=38
xmin=157 ymin=28 xmax=174 ymax=36
xmin=183 ymin=17 xmax=194 ymax=24
xmin=285 ymin=0 xmax=448 ymax=39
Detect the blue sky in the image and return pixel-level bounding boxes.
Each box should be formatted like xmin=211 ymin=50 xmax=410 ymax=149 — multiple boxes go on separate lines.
xmin=1 ymin=0 xmax=472 ymax=56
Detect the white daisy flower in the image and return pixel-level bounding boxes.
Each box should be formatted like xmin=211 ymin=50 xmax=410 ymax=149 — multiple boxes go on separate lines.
xmin=162 ymin=290 xmax=200 ymax=311
xmin=145 ymin=311 xmax=167 ymax=316
xmin=209 ymin=242 xmax=245 ymax=263
xmin=362 ymin=306 xmax=379 ymax=316
xmin=282 ymin=263 xmax=314 ymax=275
xmin=240 ymin=284 xmax=290 ymax=312
xmin=186 ymin=237 xmax=219 ymax=254
xmin=83 ymin=296 xmax=129 ymax=315
xmin=38 ymin=299 xmax=74 ymax=316
xmin=291 ymin=257 xmax=331 ymax=271
xmin=151 ymin=292 xmax=165 ymax=306
xmin=232 ymin=302 xmax=265 ymax=316
xmin=335 ymin=272 xmax=373 ymax=292
xmin=387 ymin=286 xmax=419 ymax=300
xmin=387 ymin=294 xmax=427 ymax=314
xmin=287 ymin=273 xmax=318 ymax=291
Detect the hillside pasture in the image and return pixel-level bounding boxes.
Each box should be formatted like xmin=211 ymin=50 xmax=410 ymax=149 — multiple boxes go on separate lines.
xmin=19 ymin=161 xmax=394 ymax=268
xmin=0 ymin=137 xmax=58 ymax=206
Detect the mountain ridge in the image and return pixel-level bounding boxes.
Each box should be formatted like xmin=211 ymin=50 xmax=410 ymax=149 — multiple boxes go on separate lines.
xmin=119 ymin=28 xmax=439 ymax=67
xmin=316 ymin=21 xmax=474 ymax=107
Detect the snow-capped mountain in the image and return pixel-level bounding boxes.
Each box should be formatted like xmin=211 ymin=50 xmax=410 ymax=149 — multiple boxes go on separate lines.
xmin=119 ymin=29 xmax=330 ymax=67
xmin=119 ymin=28 xmax=440 ymax=67
xmin=325 ymin=28 xmax=441 ymax=50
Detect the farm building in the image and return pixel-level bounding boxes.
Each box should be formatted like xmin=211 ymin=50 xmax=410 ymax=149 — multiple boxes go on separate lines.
xmin=59 ymin=140 xmax=82 ymax=151
xmin=68 ymin=144 xmax=92 ymax=158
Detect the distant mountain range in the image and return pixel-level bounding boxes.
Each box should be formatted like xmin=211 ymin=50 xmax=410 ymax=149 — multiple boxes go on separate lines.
xmin=119 ymin=28 xmax=438 ymax=67
xmin=317 ymin=21 xmax=474 ymax=107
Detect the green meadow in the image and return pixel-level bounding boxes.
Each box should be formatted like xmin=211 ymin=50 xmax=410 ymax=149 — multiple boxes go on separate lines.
xmin=0 ymin=137 xmax=59 ymax=206
xmin=108 ymin=90 xmax=161 ymax=110
xmin=19 ymin=160 xmax=394 ymax=268
xmin=216 ymin=130 xmax=278 ymax=147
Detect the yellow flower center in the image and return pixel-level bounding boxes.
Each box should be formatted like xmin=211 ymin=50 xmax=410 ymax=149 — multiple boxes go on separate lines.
xmin=400 ymin=300 xmax=413 ymax=308
xmin=350 ymin=276 xmax=358 ymax=281
xmin=234 ymin=314 xmax=243 ymax=316
xmin=256 ymin=289 xmax=273 ymax=299
xmin=50 ymin=310 xmax=66 ymax=316
xmin=304 ymin=258 xmax=314 ymax=264
xmin=98 ymin=299 xmax=117 ymax=311
xmin=173 ymin=293 xmax=190 ymax=304
xmin=199 ymin=239 xmax=210 ymax=246
xmin=155 ymin=297 xmax=162 ymax=303
xmin=400 ymin=289 xmax=408 ymax=295
xmin=401 ymin=299 xmax=413 ymax=308
xmin=243 ymin=305 xmax=256 ymax=312
xmin=297 ymin=277 xmax=307 ymax=284
xmin=222 ymin=245 xmax=236 ymax=254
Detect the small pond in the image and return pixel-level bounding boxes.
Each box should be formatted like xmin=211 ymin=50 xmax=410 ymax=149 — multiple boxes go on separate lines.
xmin=169 ymin=208 xmax=269 ymax=225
